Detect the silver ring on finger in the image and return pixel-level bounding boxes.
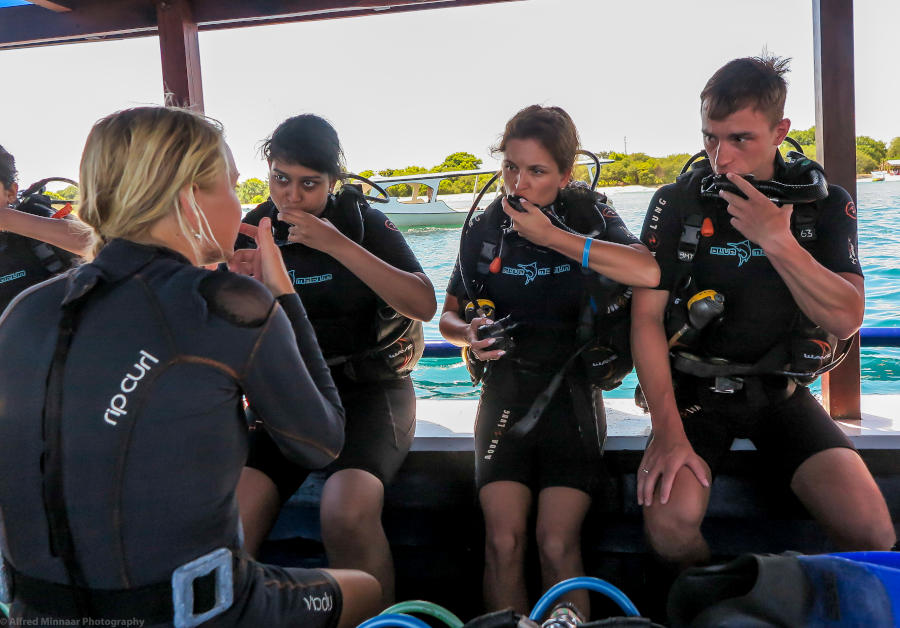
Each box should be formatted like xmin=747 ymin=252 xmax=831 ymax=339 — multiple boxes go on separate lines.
xmin=641 ymin=467 xmax=650 ymax=474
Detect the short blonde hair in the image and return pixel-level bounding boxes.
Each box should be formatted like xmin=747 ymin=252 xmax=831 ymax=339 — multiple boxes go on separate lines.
xmin=78 ymin=107 xmax=228 ymax=260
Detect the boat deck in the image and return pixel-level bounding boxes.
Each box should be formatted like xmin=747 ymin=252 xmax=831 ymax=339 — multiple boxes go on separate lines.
xmin=263 ymin=395 xmax=900 ymax=622
xmin=412 ymin=394 xmax=900 ymax=451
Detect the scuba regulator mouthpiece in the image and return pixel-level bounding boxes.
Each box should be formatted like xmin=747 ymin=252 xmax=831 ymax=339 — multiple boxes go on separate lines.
xmin=506 ymin=195 xmax=529 ymax=213
xmin=476 ymin=314 xmax=517 ymax=353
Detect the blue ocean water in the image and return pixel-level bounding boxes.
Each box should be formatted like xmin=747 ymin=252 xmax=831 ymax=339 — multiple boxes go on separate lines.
xmin=406 ymin=181 xmax=900 ymax=399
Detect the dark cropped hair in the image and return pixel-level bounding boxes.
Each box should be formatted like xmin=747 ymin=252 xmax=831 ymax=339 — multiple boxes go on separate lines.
xmin=701 ymin=54 xmax=791 ymax=126
xmin=0 ymin=145 xmax=17 ymax=188
xmin=493 ymin=105 xmax=580 ymax=174
xmin=262 ymin=114 xmax=345 ymax=179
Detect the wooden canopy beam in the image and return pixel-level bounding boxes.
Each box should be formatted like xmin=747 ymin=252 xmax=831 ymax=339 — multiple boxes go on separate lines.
xmin=28 ymin=0 xmax=72 ymax=11
xmin=0 ymin=0 xmax=520 ymax=50
xmin=155 ymin=0 xmax=203 ymax=111
xmin=813 ymin=0 xmax=861 ymax=420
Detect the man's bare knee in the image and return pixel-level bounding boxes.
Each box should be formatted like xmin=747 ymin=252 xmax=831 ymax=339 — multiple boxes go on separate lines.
xmin=643 ymin=469 xmax=708 ymax=563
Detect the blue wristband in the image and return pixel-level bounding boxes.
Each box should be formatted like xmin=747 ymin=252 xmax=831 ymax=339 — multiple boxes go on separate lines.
xmin=582 ymin=237 xmax=592 ymax=268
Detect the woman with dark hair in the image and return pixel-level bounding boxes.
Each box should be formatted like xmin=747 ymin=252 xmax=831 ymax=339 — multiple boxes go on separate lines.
xmin=0 ymin=145 xmax=90 ymax=314
xmin=0 ymin=107 xmax=380 ymax=627
xmin=439 ymin=106 xmax=659 ymax=615
xmin=236 ymin=114 xmax=436 ymax=605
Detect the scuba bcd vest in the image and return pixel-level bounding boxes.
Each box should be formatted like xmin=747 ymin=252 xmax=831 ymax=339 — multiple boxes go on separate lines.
xmin=664 ymin=148 xmax=849 ymax=386
xmin=241 ymin=185 xmax=424 ymax=382
xmin=459 ymin=182 xmax=633 ymax=391
xmin=0 ymin=178 xmax=81 ymax=314
xmin=458 ymin=182 xmax=633 ymax=448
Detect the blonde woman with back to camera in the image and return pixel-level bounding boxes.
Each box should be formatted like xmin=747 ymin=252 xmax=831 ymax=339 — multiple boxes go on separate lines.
xmin=0 ymin=106 xmax=380 ymax=627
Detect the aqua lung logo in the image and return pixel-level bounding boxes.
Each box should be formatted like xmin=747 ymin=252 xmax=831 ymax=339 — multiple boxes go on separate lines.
xmin=0 ymin=270 xmax=26 ymax=285
xmin=709 ymin=239 xmax=766 ymax=267
xmin=289 ymin=270 xmax=333 ymax=285
xmin=303 ymin=593 xmax=334 ymax=613
xmin=484 ymin=409 xmax=510 ymax=460
xmin=104 ymin=350 xmax=159 ymax=426
xmin=502 ymin=262 xmax=571 ymax=285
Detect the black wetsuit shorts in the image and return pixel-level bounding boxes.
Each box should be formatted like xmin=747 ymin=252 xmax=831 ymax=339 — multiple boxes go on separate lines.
xmin=247 ymin=371 xmax=416 ymax=501
xmin=674 ymin=375 xmax=855 ymax=480
xmin=474 ymin=363 xmax=603 ymax=495
xmin=10 ymin=555 xmax=343 ymax=628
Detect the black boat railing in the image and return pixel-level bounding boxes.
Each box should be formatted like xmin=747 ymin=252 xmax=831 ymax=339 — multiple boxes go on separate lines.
xmin=421 ymin=327 xmax=900 ymax=359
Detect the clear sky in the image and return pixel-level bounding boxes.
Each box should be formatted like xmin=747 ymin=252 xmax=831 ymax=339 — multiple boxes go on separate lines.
xmin=1 ymin=0 xmax=897 ymax=188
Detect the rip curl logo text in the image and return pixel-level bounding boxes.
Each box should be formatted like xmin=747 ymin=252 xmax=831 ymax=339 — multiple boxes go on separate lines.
xmin=709 ymin=239 xmax=766 ymax=267
xmin=104 ymin=350 xmax=159 ymax=426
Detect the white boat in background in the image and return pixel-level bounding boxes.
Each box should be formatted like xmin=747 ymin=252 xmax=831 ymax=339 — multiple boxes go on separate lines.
xmin=871 ymin=170 xmax=887 ymax=182
xmin=366 ymin=167 xmax=501 ymax=228
xmin=365 ymin=157 xmax=613 ymax=228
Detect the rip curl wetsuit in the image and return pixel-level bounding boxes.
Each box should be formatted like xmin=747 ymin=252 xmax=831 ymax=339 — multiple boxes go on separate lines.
xmin=447 ymin=193 xmax=640 ymax=493
xmin=239 ymin=197 xmax=423 ymax=499
xmin=0 ymin=239 xmax=346 ymax=627
xmin=640 ymin=153 xmax=859 ymax=478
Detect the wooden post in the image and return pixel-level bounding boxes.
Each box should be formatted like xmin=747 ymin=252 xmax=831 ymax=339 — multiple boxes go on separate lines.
xmin=813 ymin=0 xmax=860 ymax=420
xmin=155 ymin=0 xmax=204 ymax=111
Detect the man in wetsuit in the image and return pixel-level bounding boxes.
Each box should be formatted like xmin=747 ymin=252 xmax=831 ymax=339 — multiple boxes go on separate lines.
xmin=632 ymin=54 xmax=895 ymax=569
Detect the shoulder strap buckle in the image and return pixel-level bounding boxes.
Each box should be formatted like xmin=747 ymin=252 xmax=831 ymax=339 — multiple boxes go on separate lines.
xmin=677 ymin=213 xmax=703 ymax=262
xmin=792 ymin=205 xmax=818 ymax=243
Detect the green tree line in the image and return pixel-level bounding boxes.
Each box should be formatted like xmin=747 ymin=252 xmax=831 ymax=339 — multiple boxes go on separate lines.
xmin=786 ymin=126 xmax=900 ymax=174
xmin=223 ymin=132 xmax=900 ymax=200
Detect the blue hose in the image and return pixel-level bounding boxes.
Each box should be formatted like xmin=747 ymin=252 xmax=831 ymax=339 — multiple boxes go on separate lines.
xmin=529 ymin=576 xmax=640 ymax=620
xmin=357 ymin=613 xmax=434 ymax=628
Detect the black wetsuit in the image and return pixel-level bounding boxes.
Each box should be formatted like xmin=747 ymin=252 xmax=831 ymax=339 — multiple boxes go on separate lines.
xmin=447 ymin=193 xmax=640 ymax=493
xmin=0 ymin=239 xmax=346 ymax=627
xmin=240 ymin=197 xmax=423 ymax=499
xmin=640 ymin=154 xmax=859 ymax=477
xmin=0 ymin=198 xmax=80 ymax=314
